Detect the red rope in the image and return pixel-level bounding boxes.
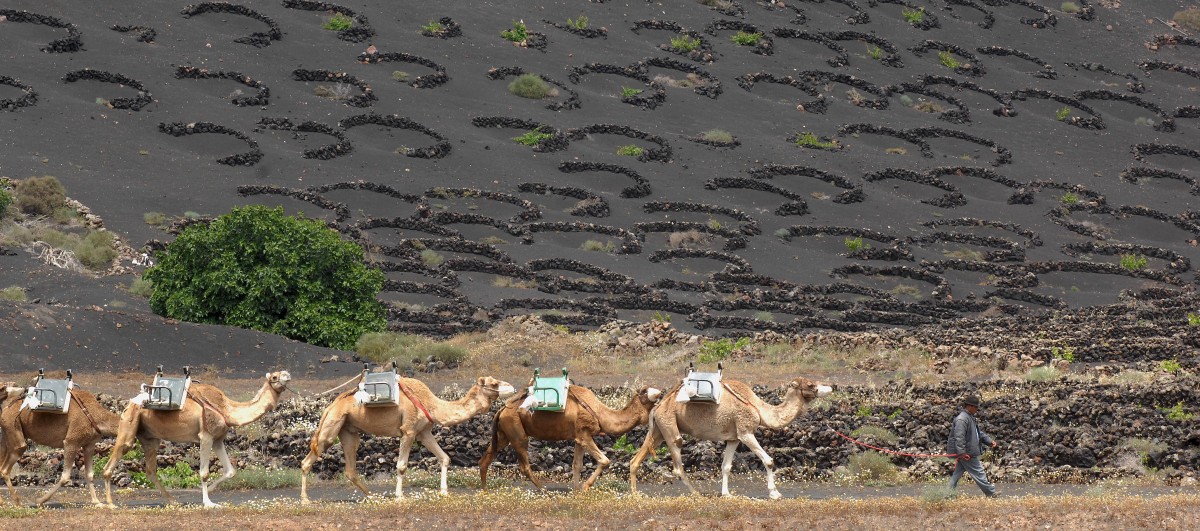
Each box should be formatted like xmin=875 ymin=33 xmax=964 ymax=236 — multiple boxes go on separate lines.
xmin=833 ymin=429 xmax=963 ymax=460
xmin=399 ymin=380 xmax=434 ymax=424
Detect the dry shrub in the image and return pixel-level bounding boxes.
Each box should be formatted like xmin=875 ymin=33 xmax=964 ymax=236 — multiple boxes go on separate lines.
xmin=847 ymin=451 xmax=899 ymax=483
xmin=15 ymin=176 xmax=66 ymax=216
xmin=668 ymin=229 xmax=707 ymax=248
xmin=0 ymin=286 xmax=27 ymax=302
xmin=1175 ymin=7 xmax=1200 ymax=31
xmin=492 ymin=276 xmax=537 ymax=289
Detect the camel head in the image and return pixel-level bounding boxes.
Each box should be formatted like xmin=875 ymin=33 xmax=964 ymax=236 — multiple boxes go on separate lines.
xmin=784 ymin=377 xmax=833 ymax=402
xmin=476 ymin=376 xmax=516 ymax=398
xmin=637 ymin=386 xmax=663 ymax=408
xmin=266 ymin=370 xmax=292 ymax=393
xmin=0 ymin=383 xmax=19 ymax=403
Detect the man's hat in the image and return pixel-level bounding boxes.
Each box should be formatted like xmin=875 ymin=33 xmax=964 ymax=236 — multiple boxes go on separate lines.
xmin=963 ymin=395 xmax=982 ymax=408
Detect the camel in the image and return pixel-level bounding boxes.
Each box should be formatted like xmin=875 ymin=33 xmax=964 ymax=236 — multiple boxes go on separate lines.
xmin=628 ymin=376 xmax=831 ymax=499
xmin=479 ymin=385 xmax=662 ymax=491
xmin=0 ymin=378 xmax=120 ymax=507
xmin=299 ymin=375 xmax=515 ymax=503
xmin=102 ymin=370 xmax=291 ymax=508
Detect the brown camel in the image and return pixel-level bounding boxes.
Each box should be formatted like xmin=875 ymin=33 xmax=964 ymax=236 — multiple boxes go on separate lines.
xmin=102 ymin=371 xmax=291 ymax=508
xmin=479 ymin=385 xmax=662 ymax=491
xmin=299 ymin=375 xmax=515 ymax=503
xmin=629 ymin=377 xmax=831 ymax=499
xmin=0 ymin=377 xmax=120 ymax=507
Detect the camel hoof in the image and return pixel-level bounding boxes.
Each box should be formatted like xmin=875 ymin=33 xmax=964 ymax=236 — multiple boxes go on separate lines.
xmin=300 ymin=498 xmax=311 ymax=506
xmin=768 ymin=490 xmax=782 ymax=500
xmin=203 ymin=502 xmax=222 ymax=509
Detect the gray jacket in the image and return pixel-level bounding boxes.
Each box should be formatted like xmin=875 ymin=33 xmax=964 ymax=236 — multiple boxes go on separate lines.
xmin=947 ymin=409 xmax=994 ymax=457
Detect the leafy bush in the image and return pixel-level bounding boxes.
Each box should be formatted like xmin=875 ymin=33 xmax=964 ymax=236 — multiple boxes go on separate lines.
xmin=512 ymin=129 xmax=552 ymax=146
xmin=501 ymin=20 xmax=528 ymax=42
xmin=1119 ymin=254 xmax=1147 ymax=271
xmin=356 ymin=331 xmax=426 ymax=365
xmin=844 ymin=236 xmax=868 ymax=253
xmin=128 ymin=276 xmax=154 ymax=298
xmin=1188 ymin=313 xmax=1200 ymax=326
xmin=699 ymin=129 xmax=733 ymax=143
xmin=1060 ymin=192 xmax=1079 ymax=205
xmin=392 ymin=71 xmax=409 ymax=82
xmin=1060 ymin=2 xmax=1080 ymax=13
xmin=848 ymin=451 xmax=897 ymax=482
xmin=938 ymin=51 xmax=959 ymax=69
xmin=1174 ymin=7 xmax=1200 ymax=31
xmin=855 ymin=405 xmax=872 ymax=417
xmin=75 ymin=230 xmax=116 ymax=270
xmin=670 ymin=35 xmax=701 ymax=52
xmin=568 ymin=15 xmax=589 ymax=30
xmin=15 ymin=176 xmax=66 ymax=216
xmin=620 ymin=86 xmax=643 ymax=98
xmin=580 ymin=240 xmax=616 ymax=252
xmin=901 ymin=7 xmax=925 ymax=23
xmin=730 ymin=31 xmax=762 ymax=46
xmin=1056 ymin=107 xmax=1071 ymax=121
xmin=420 ymin=249 xmax=444 ymax=267
xmin=616 ymin=145 xmax=645 ymax=157
xmin=508 ymin=74 xmax=552 ymax=99
xmin=851 ymin=426 xmax=899 ymax=445
xmin=1026 ymin=366 xmax=1061 ymax=382
xmin=144 ymin=212 xmax=167 ymax=227
xmin=144 ymin=206 xmax=385 ymax=350
xmin=0 ymin=188 xmax=12 ymax=218
xmin=323 ymin=13 xmax=353 ymax=31
xmin=651 ymin=310 xmax=672 ymax=323
xmin=1051 ymin=346 xmax=1075 ymax=363
xmin=421 ymin=20 xmax=445 ymax=33
xmin=698 ymin=337 xmax=751 ymax=363
xmin=794 ymin=132 xmax=838 ymax=149
xmin=0 ymin=286 xmax=27 ymax=302
xmin=867 ymin=45 xmax=882 ymax=60
xmin=1161 ymin=401 xmax=1195 ymax=421
xmin=132 ymin=461 xmax=200 ymax=489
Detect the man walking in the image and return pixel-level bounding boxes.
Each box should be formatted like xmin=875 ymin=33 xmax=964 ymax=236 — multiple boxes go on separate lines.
xmin=947 ymin=394 xmax=998 ymax=497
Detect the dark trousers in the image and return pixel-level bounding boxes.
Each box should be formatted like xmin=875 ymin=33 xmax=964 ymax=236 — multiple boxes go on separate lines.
xmin=949 ymin=456 xmax=996 ymax=496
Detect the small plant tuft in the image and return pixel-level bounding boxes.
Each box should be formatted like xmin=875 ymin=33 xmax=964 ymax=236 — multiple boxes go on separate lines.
xmin=1026 ymin=366 xmax=1061 ymax=382
xmin=1050 ymin=345 xmax=1075 ymax=363
xmin=616 ymin=145 xmax=645 ymax=157
xmin=567 ymin=15 xmax=589 ymax=30
xmin=844 ymin=236 xmax=869 ymax=253
xmin=580 ymin=240 xmax=616 ymax=253
xmin=1060 ymin=2 xmax=1081 ymax=14
xmin=512 ymin=129 xmax=553 ymax=146
xmin=901 ymin=7 xmax=925 ymax=24
xmin=143 ymin=212 xmax=167 ymax=227
xmin=1173 ymin=7 xmax=1200 ymax=32
xmin=1159 ymin=359 xmax=1181 ymax=373
xmin=651 ymin=310 xmax=672 ymax=323
xmin=699 ymin=129 xmax=733 ymax=143
xmin=620 ymin=86 xmax=644 ymax=98
xmin=730 ymin=31 xmax=763 ymax=46
xmin=1188 ymin=313 xmax=1200 ymax=327
xmin=509 ymin=73 xmax=553 ymax=99
xmin=128 ymin=276 xmax=154 ymax=298
xmin=670 ymin=35 xmax=701 ymax=52
xmin=1119 ymin=254 xmax=1147 ymax=271
xmin=794 ymin=132 xmax=838 ymax=149
xmin=848 ymin=451 xmax=898 ymax=483
xmin=867 ymin=45 xmax=882 ymax=60
xmin=323 ymin=13 xmax=353 ymax=31
xmin=501 ymin=20 xmax=529 ymax=43
xmin=938 ymin=51 xmax=959 ymax=69
xmin=420 ymin=249 xmax=444 ymax=267
xmin=0 ymin=286 xmax=27 ymax=302
xmin=1161 ymin=401 xmax=1195 ymax=421
xmin=392 ymin=71 xmax=409 ymax=82
xmin=421 ymin=20 xmax=445 ymax=34
xmin=1060 ymin=192 xmax=1079 ymax=205
xmin=1056 ymin=106 xmax=1071 ymax=121
xmin=698 ymin=337 xmax=752 ymax=363
xmin=851 ymin=426 xmax=899 ymax=445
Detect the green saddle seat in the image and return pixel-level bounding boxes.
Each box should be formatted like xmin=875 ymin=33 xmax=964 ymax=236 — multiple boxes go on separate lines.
xmin=530 ymin=368 xmax=569 ymax=412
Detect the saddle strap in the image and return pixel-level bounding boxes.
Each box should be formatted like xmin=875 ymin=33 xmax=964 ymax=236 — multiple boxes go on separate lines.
xmin=399 ymin=379 xmax=434 ymax=424
xmin=721 ymin=383 xmax=756 ymax=409
xmin=69 ymin=391 xmax=101 ymax=435
xmin=567 ymin=387 xmax=599 ymax=419
xmin=187 ymin=392 xmax=231 ymax=427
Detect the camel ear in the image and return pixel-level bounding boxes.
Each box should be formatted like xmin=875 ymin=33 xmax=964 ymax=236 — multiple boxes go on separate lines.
xmin=478 ymin=377 xmax=486 ymax=386
xmin=265 ymin=372 xmax=270 ymax=380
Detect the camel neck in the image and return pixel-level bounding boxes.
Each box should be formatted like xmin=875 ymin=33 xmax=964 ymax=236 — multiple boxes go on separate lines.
xmin=225 ymin=382 xmax=281 ymax=426
xmin=590 ymin=393 xmax=647 ymax=436
xmin=756 ymin=389 xmax=809 ymax=430
xmin=423 ymin=384 xmax=492 ymax=426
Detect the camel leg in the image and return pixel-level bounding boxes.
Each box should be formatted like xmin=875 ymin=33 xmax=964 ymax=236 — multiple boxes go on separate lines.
xmin=340 ymin=429 xmax=370 ymax=497
xmin=36 ymin=441 xmax=80 ymax=506
xmin=207 ymin=440 xmax=236 ymax=492
xmin=720 ymin=441 xmax=739 ymax=497
xmin=197 ymin=434 xmax=220 ymax=508
xmin=300 ymin=408 xmax=345 ymax=504
xmin=82 ymin=444 xmax=102 ymax=506
xmin=571 ymin=442 xmax=584 ymax=491
xmin=628 ymin=419 xmax=664 ymax=495
xmin=393 ymin=431 xmax=417 ymax=499
xmin=577 ymin=436 xmax=610 ymax=492
xmin=738 ymin=432 xmax=780 ymax=500
xmin=416 ymin=429 xmax=451 ymax=496
xmin=511 ymin=432 xmax=544 ymax=490
xmin=140 ymin=438 xmax=176 ymax=506
xmin=0 ymin=440 xmax=26 ymax=506
xmin=478 ymin=428 xmax=510 ymax=490
xmin=664 ymin=435 xmax=697 ymax=495
xmin=102 ymin=434 xmax=134 ymax=508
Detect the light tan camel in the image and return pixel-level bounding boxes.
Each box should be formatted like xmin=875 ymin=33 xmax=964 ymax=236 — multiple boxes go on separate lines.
xmin=629 ymin=377 xmax=831 ymax=499
xmin=102 ymin=371 xmax=291 ymax=508
xmin=478 ymin=385 xmax=661 ymax=491
xmin=299 ymin=375 xmax=515 ymax=503
xmin=0 ymin=381 xmax=120 ymax=507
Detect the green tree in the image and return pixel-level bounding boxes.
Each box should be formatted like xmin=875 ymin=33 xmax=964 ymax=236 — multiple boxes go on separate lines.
xmin=145 ymin=206 xmax=384 ymax=349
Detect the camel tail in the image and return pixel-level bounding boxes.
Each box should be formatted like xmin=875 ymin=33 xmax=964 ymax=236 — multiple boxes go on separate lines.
xmin=488 ymin=407 xmax=503 ymax=452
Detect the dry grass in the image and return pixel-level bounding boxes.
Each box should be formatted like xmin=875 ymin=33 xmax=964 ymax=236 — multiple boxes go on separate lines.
xmin=14 ymin=492 xmax=1199 ymax=528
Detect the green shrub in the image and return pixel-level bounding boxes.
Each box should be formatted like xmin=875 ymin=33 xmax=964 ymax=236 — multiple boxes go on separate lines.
xmin=580 ymin=240 xmax=616 ymax=252
xmin=144 ymin=212 xmax=167 ymax=227
xmin=0 ymin=507 xmax=39 ymax=518
xmin=51 ymin=207 xmax=78 ymax=224
xmin=670 ymin=35 xmax=701 ymax=52
xmin=844 ymin=236 xmax=868 ymax=253
xmin=730 ymin=31 xmax=762 ymax=46
xmin=1056 ymin=107 xmax=1071 ymax=121
xmin=1060 ymin=2 xmax=1080 ymax=13
xmin=850 ymin=426 xmax=899 ymax=445
xmin=392 ymin=71 xmax=409 ymax=82
xmin=1060 ymin=192 xmax=1079 ymax=205
xmin=867 ymin=45 xmax=882 ymax=60
xmin=1161 ymin=401 xmax=1195 ymax=421
xmin=128 ymin=276 xmax=154 ymax=298
xmin=567 ymin=15 xmax=589 ymax=30
xmin=901 ymin=7 xmax=925 ymax=23
xmin=513 ymin=129 xmax=553 ymax=146
xmin=355 ymin=331 xmax=425 ymax=364
xmin=15 ymin=176 xmax=66 ymax=217
xmin=616 ymin=145 xmax=645 ymax=157
xmin=75 ymin=230 xmax=116 ymax=270
xmin=698 ymin=337 xmax=751 ymax=363
xmin=323 ymin=13 xmax=353 ymax=31
xmin=651 ymin=310 xmax=672 ymax=323
xmin=938 ymin=51 xmax=959 ymax=69
xmin=508 ymin=74 xmax=552 ymax=99
xmin=131 ymin=461 xmax=199 ymax=489
xmin=420 ymin=249 xmax=444 ymax=267
xmin=0 ymin=286 xmax=27 ymax=302
xmin=217 ymin=467 xmax=302 ymax=490
xmin=414 ymin=342 xmax=468 ymax=365
xmin=1188 ymin=313 xmax=1200 ymax=326
xmin=855 ymin=405 xmax=872 ymax=418
xmin=144 ymin=206 xmax=384 ymax=350
xmin=479 ymin=236 xmax=508 ymax=245
xmin=620 ymin=86 xmax=643 ymax=98
xmin=699 ymin=129 xmax=733 ymax=143
xmin=922 ymin=485 xmax=955 ymax=502
xmin=421 ymin=20 xmax=445 ymax=33
xmin=794 ymin=132 xmax=838 ymax=149
xmin=848 ymin=451 xmax=897 ymax=482
xmin=1174 ymin=7 xmax=1200 ymax=31
xmin=1119 ymin=254 xmax=1147 ymax=271
xmin=501 ymin=20 xmax=528 ymax=42
xmin=753 ymin=310 xmax=774 ymax=322
xmin=1122 ymin=437 xmax=1168 ymax=457
xmin=0 ymin=188 xmax=12 ymax=218
xmin=1026 ymin=366 xmax=1061 ymax=382
xmin=1051 ymin=346 xmax=1075 ymax=363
